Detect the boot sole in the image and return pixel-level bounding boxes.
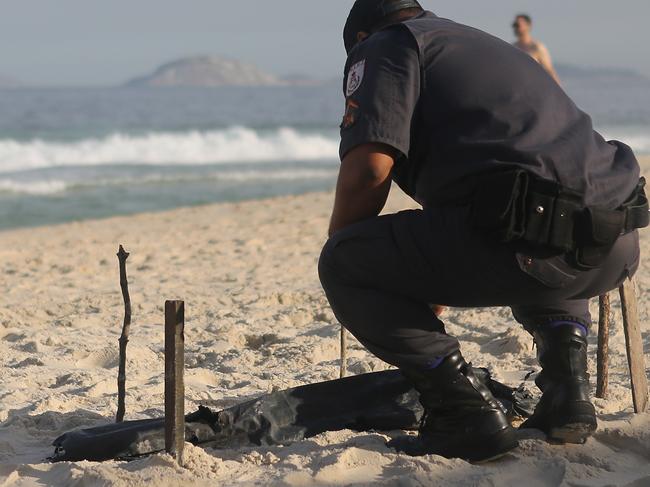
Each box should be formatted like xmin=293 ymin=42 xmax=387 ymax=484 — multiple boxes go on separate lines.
xmin=521 ymin=400 xmax=597 ymax=445
xmin=548 ymin=421 xmax=597 ymax=444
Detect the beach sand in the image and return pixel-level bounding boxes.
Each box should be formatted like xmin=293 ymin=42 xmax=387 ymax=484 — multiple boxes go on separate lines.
xmin=1 ymin=158 xmax=649 ymax=486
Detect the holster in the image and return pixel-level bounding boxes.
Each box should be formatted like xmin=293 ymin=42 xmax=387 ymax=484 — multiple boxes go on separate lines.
xmin=472 ymin=170 xmax=529 ymax=242
xmin=471 ymin=171 xmax=649 ymax=270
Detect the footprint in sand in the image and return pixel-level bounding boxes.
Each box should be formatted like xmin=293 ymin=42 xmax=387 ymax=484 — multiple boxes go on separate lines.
xmin=75 ymin=347 xmax=120 ymax=369
xmin=310 ymin=447 xmax=392 ymax=485
xmin=481 ymin=327 xmax=532 ymax=356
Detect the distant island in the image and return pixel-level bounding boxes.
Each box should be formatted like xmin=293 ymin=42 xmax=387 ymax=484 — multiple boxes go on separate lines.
xmin=125 ymin=55 xmax=321 ymax=88
xmin=125 ymin=55 xmax=650 ymax=90
xmin=1 ymin=57 xmax=648 ymax=90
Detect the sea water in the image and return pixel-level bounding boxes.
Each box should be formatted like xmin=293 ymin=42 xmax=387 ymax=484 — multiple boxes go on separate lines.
xmin=0 ymin=81 xmax=648 ymax=230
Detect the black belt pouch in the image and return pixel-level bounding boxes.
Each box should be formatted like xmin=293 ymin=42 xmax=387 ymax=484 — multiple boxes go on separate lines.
xmin=575 ymin=208 xmax=625 ymax=269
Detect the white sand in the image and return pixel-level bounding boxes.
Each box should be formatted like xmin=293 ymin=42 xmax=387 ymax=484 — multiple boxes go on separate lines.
xmin=1 ymin=159 xmax=649 ymax=486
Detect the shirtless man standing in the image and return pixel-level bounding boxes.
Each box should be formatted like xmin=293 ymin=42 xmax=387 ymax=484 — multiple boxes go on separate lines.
xmin=513 ymin=14 xmax=561 ymax=84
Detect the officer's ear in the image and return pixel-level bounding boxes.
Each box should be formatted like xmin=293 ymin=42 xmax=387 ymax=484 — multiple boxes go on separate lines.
xmin=356 ymin=31 xmax=370 ymax=44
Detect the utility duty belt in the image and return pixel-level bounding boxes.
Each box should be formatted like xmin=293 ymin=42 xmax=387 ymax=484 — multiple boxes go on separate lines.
xmin=471 ymin=170 xmax=649 ymax=269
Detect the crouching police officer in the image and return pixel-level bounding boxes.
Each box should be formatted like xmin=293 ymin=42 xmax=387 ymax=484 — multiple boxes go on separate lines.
xmin=318 ymin=0 xmax=648 ymax=462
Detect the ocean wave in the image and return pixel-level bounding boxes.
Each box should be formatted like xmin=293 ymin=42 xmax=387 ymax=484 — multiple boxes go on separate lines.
xmin=0 ymin=127 xmax=339 ymax=173
xmin=0 ymin=169 xmax=338 ymax=195
xmin=2 ymin=126 xmax=644 ymax=178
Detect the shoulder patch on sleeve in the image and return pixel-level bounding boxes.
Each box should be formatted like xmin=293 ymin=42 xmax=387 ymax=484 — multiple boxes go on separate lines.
xmin=346 ymin=59 xmax=366 ymax=97
xmin=340 ymin=99 xmax=360 ymax=130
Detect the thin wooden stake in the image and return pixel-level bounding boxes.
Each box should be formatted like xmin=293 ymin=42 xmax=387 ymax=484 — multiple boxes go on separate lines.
xmin=340 ymin=327 xmax=347 ymax=379
xmin=596 ymin=293 xmax=611 ymax=399
xmin=619 ymin=278 xmax=649 ymax=413
xmin=165 ymin=300 xmax=185 ymax=466
xmin=115 ymin=245 xmax=132 ymax=423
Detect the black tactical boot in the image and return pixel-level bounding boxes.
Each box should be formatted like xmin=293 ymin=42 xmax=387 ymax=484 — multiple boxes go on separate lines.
xmin=521 ymin=323 xmax=597 ymax=443
xmin=391 ymin=351 xmax=518 ymax=462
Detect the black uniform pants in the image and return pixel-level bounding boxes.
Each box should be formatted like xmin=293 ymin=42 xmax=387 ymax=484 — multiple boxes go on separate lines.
xmin=318 ymin=205 xmax=640 ymax=370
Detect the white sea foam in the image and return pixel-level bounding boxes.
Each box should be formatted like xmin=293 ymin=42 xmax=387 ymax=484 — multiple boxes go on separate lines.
xmin=0 ymin=179 xmax=68 ymax=195
xmin=0 ymin=127 xmax=339 ymax=174
xmin=0 ymin=169 xmax=338 ymax=195
xmin=214 ymin=169 xmax=337 ymax=182
xmin=1 ymin=126 xmax=645 ymax=179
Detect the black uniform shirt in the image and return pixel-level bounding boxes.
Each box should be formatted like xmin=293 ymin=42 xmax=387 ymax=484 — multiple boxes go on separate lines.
xmin=340 ymin=11 xmax=640 ymax=209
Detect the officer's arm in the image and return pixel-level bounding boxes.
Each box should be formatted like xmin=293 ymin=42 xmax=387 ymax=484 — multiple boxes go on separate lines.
xmin=328 ymin=143 xmax=395 ymax=237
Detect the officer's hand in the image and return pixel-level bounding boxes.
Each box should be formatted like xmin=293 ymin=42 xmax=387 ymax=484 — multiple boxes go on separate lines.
xmin=431 ymin=305 xmax=446 ymax=317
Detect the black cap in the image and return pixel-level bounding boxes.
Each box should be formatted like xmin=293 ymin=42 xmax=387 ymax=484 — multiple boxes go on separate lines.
xmin=344 ymin=0 xmax=422 ymax=54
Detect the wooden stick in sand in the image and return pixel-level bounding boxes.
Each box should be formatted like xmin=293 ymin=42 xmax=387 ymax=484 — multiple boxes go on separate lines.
xmin=619 ymin=278 xmax=649 ymax=413
xmin=115 ymin=245 xmax=132 ymax=423
xmin=340 ymin=327 xmax=348 ymax=379
xmin=596 ymin=293 xmax=611 ymax=399
xmin=165 ymin=300 xmax=186 ymax=466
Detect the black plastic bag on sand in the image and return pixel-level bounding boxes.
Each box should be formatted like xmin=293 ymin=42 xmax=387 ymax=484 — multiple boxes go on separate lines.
xmin=50 ymin=368 xmax=536 ymax=462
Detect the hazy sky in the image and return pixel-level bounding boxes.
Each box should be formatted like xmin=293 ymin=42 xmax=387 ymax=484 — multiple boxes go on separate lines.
xmin=2 ymin=0 xmax=650 ymax=86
